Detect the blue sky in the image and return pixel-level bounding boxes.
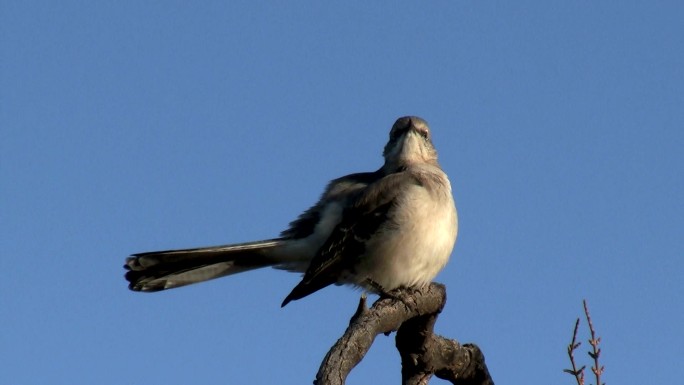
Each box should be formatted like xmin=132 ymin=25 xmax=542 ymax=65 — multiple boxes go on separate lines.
xmin=1 ymin=1 xmax=682 ymax=384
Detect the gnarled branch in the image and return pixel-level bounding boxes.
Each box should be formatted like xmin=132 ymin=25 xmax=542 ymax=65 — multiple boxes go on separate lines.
xmin=315 ymin=283 xmax=493 ymax=385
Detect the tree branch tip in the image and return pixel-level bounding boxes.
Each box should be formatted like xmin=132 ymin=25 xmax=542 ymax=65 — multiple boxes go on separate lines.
xmin=349 ymin=294 xmax=368 ymax=324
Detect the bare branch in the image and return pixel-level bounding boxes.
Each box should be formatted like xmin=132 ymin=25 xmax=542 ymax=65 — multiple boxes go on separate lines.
xmin=315 ymin=283 xmax=493 ymax=385
xmin=564 ymin=317 xmax=585 ymax=385
xmin=564 ymin=300 xmax=605 ymax=385
xmin=583 ymin=300 xmax=604 ymax=385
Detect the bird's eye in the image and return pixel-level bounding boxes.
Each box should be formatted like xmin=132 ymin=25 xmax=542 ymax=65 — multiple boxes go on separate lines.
xmin=417 ymin=128 xmax=429 ymax=140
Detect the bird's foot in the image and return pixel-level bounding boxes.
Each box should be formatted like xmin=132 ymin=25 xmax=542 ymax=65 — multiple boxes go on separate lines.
xmin=384 ymin=286 xmax=424 ymax=312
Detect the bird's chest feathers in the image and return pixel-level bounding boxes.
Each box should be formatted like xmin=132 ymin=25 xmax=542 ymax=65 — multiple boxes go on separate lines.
xmin=359 ymin=183 xmax=457 ymax=289
xmin=392 ymin=185 xmax=456 ymax=256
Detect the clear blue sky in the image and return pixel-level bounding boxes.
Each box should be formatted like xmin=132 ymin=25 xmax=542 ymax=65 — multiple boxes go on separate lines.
xmin=1 ymin=2 xmax=682 ymax=384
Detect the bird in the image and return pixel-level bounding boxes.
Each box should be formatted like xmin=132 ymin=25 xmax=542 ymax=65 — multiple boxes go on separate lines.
xmin=124 ymin=116 xmax=458 ymax=307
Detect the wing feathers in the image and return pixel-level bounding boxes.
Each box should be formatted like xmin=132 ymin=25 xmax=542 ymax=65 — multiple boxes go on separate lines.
xmin=281 ymin=173 xmax=420 ymax=305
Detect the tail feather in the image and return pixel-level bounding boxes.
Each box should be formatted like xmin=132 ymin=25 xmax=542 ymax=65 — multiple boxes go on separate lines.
xmin=125 ymin=238 xmax=285 ymax=292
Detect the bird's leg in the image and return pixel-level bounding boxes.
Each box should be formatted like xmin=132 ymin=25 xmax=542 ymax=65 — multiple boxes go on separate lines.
xmin=364 ymin=278 xmax=391 ymax=297
xmin=363 ymin=279 xmax=423 ymax=311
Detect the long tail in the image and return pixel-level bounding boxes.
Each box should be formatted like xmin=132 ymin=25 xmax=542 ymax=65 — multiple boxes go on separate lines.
xmin=125 ymin=238 xmax=285 ymax=292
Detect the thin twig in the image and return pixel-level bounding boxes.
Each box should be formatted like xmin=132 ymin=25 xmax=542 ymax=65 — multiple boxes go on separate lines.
xmin=583 ymin=300 xmax=604 ymax=385
xmin=564 ymin=317 xmax=585 ymax=385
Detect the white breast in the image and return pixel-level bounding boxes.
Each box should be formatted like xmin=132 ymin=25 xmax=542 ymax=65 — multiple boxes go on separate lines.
xmin=354 ymin=176 xmax=458 ymax=291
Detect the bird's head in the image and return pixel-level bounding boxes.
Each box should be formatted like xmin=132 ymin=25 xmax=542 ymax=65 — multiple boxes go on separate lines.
xmin=382 ymin=116 xmax=438 ymax=170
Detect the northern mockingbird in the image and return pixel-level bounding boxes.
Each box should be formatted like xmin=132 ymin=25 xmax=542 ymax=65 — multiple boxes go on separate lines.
xmin=125 ymin=116 xmax=458 ymax=307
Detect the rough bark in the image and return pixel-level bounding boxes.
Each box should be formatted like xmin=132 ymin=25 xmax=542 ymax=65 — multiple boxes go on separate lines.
xmin=314 ymin=283 xmax=493 ymax=385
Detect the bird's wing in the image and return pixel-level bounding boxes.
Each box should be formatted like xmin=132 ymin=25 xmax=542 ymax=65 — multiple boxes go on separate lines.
xmin=280 ymin=171 xmax=381 ymax=239
xmin=281 ymin=171 xmax=422 ymax=306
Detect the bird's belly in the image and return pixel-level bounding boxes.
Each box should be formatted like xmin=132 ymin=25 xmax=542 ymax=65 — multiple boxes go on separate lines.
xmin=353 ymin=190 xmax=458 ymax=291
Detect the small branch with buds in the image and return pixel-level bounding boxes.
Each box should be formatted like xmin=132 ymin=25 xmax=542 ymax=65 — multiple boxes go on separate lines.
xmin=564 ymin=300 xmax=604 ymax=385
